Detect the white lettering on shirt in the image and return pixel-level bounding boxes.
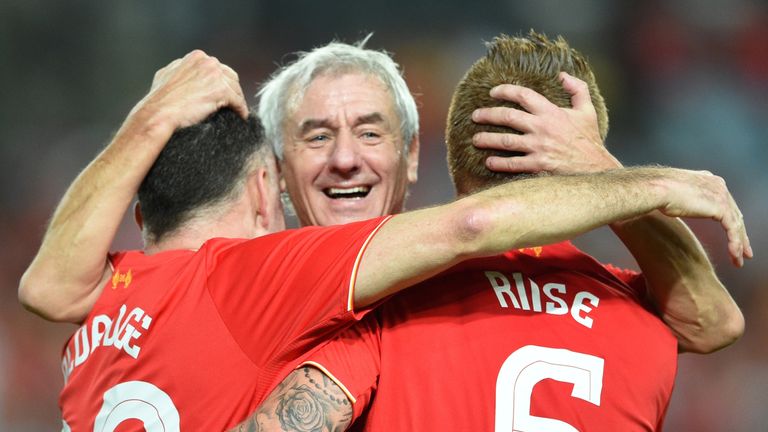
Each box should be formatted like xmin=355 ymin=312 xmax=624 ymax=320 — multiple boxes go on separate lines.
xmin=484 ymin=271 xmax=600 ymax=329
xmin=62 ymin=304 xmax=153 ymax=383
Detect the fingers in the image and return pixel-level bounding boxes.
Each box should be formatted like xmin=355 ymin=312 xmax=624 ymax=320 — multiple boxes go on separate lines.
xmin=473 ymin=132 xmax=532 ymax=153
xmin=139 ymin=49 xmax=252 ymax=132
xmin=174 ymin=51 xmax=249 ymax=117
xmin=488 ymin=84 xmax=554 ymax=115
xmin=559 ymin=72 xmax=594 ymax=114
xmin=485 ymin=155 xmax=543 ymax=174
xmin=197 ymin=56 xmax=248 ymax=119
xmin=472 ymin=106 xmax=534 ymax=132
xmin=721 ymin=215 xmax=744 ymax=268
xmin=220 ymin=64 xmax=249 ymax=119
xmin=220 ymin=63 xmax=239 ymax=82
xmin=707 ymin=174 xmax=753 ymax=267
xmin=724 ymin=204 xmax=752 ymax=268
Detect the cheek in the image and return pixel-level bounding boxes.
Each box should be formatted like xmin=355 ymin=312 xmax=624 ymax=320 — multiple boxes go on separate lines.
xmin=285 ymin=155 xmax=322 ymax=187
xmin=367 ymin=147 xmax=405 ymax=175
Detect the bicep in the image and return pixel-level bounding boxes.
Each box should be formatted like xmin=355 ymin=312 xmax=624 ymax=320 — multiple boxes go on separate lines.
xmin=354 ymin=205 xmax=471 ymax=307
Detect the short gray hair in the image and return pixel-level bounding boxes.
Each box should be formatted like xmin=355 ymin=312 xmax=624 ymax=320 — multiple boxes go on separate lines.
xmin=257 ymin=35 xmax=419 ymax=159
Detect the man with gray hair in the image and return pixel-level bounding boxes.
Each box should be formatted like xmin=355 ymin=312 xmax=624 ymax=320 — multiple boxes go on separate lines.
xmin=257 ymin=37 xmax=420 ymax=227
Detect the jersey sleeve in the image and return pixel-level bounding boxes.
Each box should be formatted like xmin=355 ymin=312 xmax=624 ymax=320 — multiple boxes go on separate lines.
xmin=299 ymin=313 xmax=382 ymax=422
xmin=206 ymin=216 xmax=391 ymax=373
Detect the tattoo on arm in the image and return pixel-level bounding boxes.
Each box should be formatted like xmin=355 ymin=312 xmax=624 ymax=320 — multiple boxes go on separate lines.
xmin=230 ymin=366 xmax=353 ymax=432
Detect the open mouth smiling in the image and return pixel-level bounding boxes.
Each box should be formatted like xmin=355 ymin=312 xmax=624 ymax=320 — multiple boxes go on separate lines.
xmin=323 ymin=186 xmax=371 ymax=199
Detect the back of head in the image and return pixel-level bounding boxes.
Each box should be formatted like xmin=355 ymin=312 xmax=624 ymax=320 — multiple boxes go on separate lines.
xmin=446 ymin=31 xmax=609 ymax=195
xmin=138 ymin=108 xmax=267 ymax=244
xmin=257 ymin=35 xmax=419 ymax=158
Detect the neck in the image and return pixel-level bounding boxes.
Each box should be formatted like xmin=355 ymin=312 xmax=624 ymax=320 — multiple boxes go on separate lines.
xmin=143 ymin=200 xmax=269 ymax=254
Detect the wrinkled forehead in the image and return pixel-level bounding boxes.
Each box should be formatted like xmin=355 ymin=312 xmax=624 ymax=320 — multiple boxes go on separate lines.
xmin=286 ymin=70 xmax=399 ymax=123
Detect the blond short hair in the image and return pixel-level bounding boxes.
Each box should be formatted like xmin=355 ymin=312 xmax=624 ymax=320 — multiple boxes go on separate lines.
xmin=446 ymin=31 xmax=609 ymax=194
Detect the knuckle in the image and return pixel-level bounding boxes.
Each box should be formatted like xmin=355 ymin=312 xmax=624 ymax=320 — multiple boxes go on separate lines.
xmin=187 ymin=49 xmax=207 ymax=60
xmin=573 ymin=76 xmax=588 ymax=89
xmin=502 ymin=133 xmax=515 ymax=149
xmin=539 ymin=154 xmax=553 ymax=170
xmin=518 ymin=88 xmax=534 ymax=105
xmin=199 ymin=56 xmax=219 ymax=69
xmin=503 ymin=109 xmax=518 ymax=125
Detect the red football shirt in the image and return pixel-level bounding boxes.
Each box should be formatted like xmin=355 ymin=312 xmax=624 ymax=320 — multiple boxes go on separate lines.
xmin=304 ymin=242 xmax=678 ymax=432
xmin=59 ymin=216 xmax=390 ymax=431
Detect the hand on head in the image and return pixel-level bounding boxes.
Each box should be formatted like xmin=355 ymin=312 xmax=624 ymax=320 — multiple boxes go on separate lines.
xmin=471 ymin=72 xmax=620 ymax=175
xmin=131 ymin=50 xmax=249 ymax=136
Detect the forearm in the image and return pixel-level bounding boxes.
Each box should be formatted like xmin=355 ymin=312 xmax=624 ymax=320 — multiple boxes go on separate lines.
xmin=468 ymin=167 xmax=673 ymax=255
xmin=20 ymin=51 xmax=249 ymax=322
xmin=230 ymin=366 xmax=353 ymax=432
xmin=611 ymin=213 xmax=744 ymax=353
xmin=19 ymin=109 xmax=173 ymax=322
xmin=355 ymin=167 xmax=671 ymax=306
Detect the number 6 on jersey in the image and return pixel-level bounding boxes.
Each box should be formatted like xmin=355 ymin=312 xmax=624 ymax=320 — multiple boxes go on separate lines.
xmin=495 ymin=345 xmax=604 ymax=432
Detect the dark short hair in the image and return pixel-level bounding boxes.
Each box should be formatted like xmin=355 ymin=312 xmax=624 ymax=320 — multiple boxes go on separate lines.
xmin=138 ymin=108 xmax=267 ymax=243
xmin=446 ymin=31 xmax=609 ymax=194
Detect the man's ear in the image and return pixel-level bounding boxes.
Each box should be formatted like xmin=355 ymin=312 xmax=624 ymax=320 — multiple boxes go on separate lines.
xmin=406 ymin=136 xmax=420 ymax=184
xmin=248 ymin=167 xmax=275 ymax=231
xmin=133 ymin=202 xmax=144 ymax=231
xmin=277 ymin=160 xmax=287 ymax=193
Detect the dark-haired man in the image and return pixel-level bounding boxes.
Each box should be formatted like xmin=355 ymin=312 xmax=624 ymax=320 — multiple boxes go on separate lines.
xmin=20 ymin=49 xmax=748 ymax=431
xmin=238 ymin=33 xmax=750 ymax=431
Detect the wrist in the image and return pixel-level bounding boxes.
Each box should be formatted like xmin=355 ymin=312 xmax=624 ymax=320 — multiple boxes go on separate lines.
xmin=103 ymin=102 xmax=176 ymax=170
xmin=125 ymin=103 xmax=175 ymax=142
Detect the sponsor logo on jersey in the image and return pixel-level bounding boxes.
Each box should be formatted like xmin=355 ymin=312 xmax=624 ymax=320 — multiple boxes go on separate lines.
xmin=112 ymin=268 xmax=133 ymax=289
xmin=517 ymin=246 xmax=543 ymax=257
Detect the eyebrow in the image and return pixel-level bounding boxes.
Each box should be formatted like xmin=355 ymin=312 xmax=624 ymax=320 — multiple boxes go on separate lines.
xmin=298 ymin=112 xmax=386 ymax=136
xmin=354 ymin=112 xmax=385 ymax=128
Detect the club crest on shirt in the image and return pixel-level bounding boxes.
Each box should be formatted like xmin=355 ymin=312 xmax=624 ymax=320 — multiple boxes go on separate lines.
xmin=517 ymin=246 xmax=543 ymax=257
xmin=112 ymin=268 xmax=133 ymax=289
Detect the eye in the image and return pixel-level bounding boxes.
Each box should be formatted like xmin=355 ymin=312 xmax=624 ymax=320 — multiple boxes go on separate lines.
xmin=306 ymin=134 xmax=329 ymax=148
xmin=359 ymin=131 xmax=383 ymax=144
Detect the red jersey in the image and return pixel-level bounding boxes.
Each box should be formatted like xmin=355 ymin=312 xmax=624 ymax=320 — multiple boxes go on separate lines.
xmin=59 ymin=216 xmax=390 ymax=432
xmin=305 ymin=242 xmax=678 ymax=432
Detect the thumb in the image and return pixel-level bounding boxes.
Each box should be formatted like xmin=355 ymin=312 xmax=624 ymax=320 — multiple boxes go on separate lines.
xmin=559 ymin=71 xmax=592 ymax=112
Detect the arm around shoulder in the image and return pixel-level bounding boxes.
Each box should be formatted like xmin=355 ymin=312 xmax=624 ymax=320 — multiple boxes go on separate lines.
xmin=353 ymin=167 xmax=753 ymax=310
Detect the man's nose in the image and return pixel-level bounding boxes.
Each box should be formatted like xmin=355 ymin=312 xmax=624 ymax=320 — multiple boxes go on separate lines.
xmin=328 ymin=131 xmax=362 ymax=174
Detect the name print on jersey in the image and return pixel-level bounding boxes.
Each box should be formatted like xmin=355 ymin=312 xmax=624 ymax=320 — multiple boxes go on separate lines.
xmin=485 ymin=271 xmax=600 ymax=328
xmin=62 ymin=304 xmax=153 ymax=383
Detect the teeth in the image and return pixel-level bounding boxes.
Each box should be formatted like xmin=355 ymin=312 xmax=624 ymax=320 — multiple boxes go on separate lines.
xmin=328 ymin=187 xmax=368 ymax=194
xmin=325 ymin=186 xmax=371 ymax=199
